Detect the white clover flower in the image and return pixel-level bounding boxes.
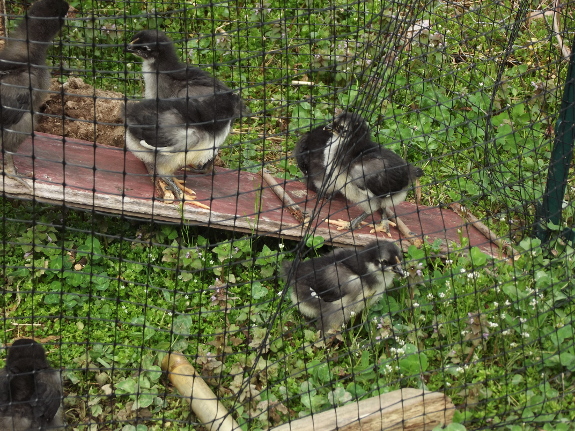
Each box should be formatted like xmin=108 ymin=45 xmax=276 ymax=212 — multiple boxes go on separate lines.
xmin=460 ymin=268 xmax=466 ymax=273
xmin=510 ymin=342 xmax=518 ymax=348
xmin=502 ymin=330 xmax=511 ymax=336
xmin=439 ymin=292 xmax=445 ymax=298
xmin=395 ymin=338 xmax=406 ymax=346
xmin=519 ymin=317 xmax=527 ymax=324
xmin=413 ymin=302 xmax=420 ymax=308
xmin=505 ymin=300 xmax=511 ymax=306
xmin=522 ymin=332 xmax=530 ymax=338
xmin=445 ymin=259 xmax=453 ymax=265
xmin=427 ymin=293 xmax=434 ymax=300
xmin=500 ymin=313 xmax=506 ymax=319
xmin=488 ymin=322 xmax=498 ymax=328
xmin=493 ymin=302 xmax=499 ymax=307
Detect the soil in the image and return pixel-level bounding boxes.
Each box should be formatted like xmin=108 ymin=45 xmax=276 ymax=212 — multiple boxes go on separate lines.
xmin=37 ymin=77 xmax=126 ymax=148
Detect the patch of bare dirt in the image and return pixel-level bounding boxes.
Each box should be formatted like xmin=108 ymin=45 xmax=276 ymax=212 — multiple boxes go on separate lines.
xmin=38 ymin=77 xmax=125 ymax=148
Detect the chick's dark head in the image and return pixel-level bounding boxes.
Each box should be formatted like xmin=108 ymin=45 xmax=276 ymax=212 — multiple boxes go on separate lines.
xmin=331 ymin=111 xmax=370 ymax=140
xmin=364 ymin=240 xmax=405 ymax=277
xmin=7 ymin=339 xmax=49 ymax=374
xmin=28 ymin=0 xmax=69 ymax=20
xmin=126 ymin=30 xmax=174 ymax=59
xmin=24 ymin=0 xmax=69 ymax=43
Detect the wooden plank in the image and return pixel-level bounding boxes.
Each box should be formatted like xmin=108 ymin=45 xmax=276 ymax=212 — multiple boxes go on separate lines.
xmin=1 ymin=133 xmax=503 ymax=255
xmin=270 ymin=388 xmax=454 ymax=431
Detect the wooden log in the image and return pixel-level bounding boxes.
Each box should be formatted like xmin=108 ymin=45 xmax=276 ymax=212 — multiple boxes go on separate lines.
xmin=270 ymin=388 xmax=454 ymax=431
xmin=161 ymin=352 xmax=240 ymax=431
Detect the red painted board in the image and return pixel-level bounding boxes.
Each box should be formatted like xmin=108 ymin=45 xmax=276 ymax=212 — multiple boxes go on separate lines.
xmin=2 ymin=133 xmax=503 ymax=256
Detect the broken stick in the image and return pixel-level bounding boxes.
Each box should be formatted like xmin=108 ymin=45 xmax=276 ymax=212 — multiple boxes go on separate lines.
xmin=449 ymin=202 xmax=515 ymax=258
xmin=385 ymin=208 xmax=423 ymax=247
xmin=260 ymin=169 xmax=307 ymax=224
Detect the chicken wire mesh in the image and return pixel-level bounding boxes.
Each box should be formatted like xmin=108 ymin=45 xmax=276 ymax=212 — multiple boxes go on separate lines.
xmin=1 ymin=0 xmax=575 ymax=430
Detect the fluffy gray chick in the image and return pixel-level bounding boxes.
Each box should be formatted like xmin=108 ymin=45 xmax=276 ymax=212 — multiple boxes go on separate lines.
xmin=0 ymin=0 xmax=69 ymax=188
xmin=0 ymin=339 xmax=64 ymax=431
xmin=283 ymin=240 xmax=404 ymax=334
xmin=296 ymin=112 xmax=423 ymax=233
xmin=125 ymin=30 xmax=247 ymax=200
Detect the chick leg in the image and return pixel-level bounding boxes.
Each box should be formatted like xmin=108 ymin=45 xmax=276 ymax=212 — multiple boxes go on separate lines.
xmin=369 ymin=209 xmax=397 ymax=236
xmin=1 ymin=153 xmax=31 ymax=189
xmin=142 ymin=162 xmax=175 ymax=201
xmin=183 ymin=159 xmax=214 ymax=174
xmin=349 ymin=212 xmax=369 ymax=230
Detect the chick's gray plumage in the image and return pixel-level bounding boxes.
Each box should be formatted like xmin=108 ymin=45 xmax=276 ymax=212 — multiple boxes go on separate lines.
xmin=296 ymin=112 xmax=423 ymax=232
xmin=283 ymin=241 xmax=404 ymax=333
xmin=0 ymin=0 xmax=68 ymax=187
xmin=294 ymin=125 xmax=332 ymax=193
xmin=124 ymin=30 xmax=247 ymax=199
xmin=0 ymin=339 xmax=64 ymax=431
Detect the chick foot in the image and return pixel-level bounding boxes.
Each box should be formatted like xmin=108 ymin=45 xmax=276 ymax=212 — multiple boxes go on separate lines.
xmin=173 ymin=178 xmax=210 ymax=210
xmin=325 ymin=218 xmax=368 ymax=231
xmin=369 ymin=219 xmax=397 ymax=237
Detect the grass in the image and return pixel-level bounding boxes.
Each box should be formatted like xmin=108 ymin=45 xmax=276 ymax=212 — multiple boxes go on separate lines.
xmin=1 ymin=0 xmax=575 ymax=430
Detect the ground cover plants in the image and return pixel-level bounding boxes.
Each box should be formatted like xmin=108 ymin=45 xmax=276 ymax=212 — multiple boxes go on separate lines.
xmin=2 ymin=0 xmax=575 ymax=430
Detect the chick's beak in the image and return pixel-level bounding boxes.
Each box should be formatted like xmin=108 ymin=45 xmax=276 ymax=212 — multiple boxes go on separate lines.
xmin=392 ymin=265 xmax=406 ymax=277
xmin=125 ymin=38 xmax=139 ymax=53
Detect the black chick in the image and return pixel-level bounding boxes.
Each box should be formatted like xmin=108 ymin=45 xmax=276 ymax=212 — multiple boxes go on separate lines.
xmin=296 ymin=112 xmax=423 ymax=233
xmin=283 ymin=240 xmax=404 ymax=334
xmin=0 ymin=0 xmax=69 ymax=188
xmin=293 ymin=124 xmax=332 ymax=193
xmin=124 ymin=30 xmax=247 ymax=200
xmin=0 ymin=339 xmax=64 ymax=431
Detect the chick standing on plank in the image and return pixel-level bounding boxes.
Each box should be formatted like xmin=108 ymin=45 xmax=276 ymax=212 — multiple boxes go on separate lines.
xmin=0 ymin=0 xmax=69 ymax=188
xmin=0 ymin=339 xmax=64 ymax=431
xmin=124 ymin=30 xmax=247 ymax=200
xmin=283 ymin=240 xmax=404 ymax=334
xmin=296 ymin=112 xmax=423 ymax=233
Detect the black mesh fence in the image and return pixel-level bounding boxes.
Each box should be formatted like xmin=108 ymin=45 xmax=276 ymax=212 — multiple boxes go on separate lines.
xmin=1 ymin=0 xmax=575 ymax=430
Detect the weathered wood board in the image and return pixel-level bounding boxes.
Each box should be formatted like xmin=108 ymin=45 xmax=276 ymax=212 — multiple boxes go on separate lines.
xmin=1 ymin=133 xmax=503 ymax=255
